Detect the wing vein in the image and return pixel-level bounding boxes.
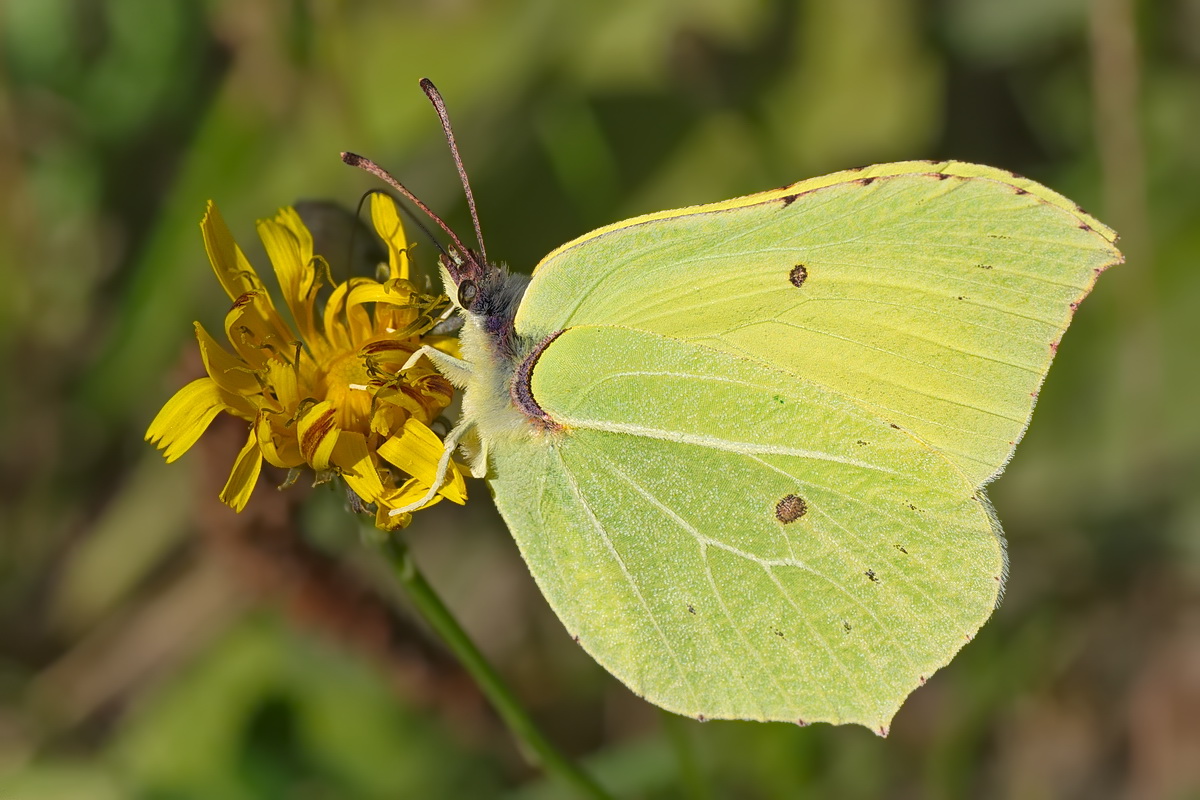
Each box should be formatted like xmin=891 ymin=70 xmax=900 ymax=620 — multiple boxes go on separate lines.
xmin=554 ymin=448 xmax=704 ymax=708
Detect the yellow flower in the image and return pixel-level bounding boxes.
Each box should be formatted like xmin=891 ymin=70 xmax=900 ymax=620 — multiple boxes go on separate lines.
xmin=146 ymin=194 xmax=466 ymax=529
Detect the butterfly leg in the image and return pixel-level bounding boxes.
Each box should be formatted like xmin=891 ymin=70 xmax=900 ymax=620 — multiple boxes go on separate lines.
xmin=403 ymin=344 xmax=472 ymax=389
xmin=388 ymin=419 xmax=474 ymax=517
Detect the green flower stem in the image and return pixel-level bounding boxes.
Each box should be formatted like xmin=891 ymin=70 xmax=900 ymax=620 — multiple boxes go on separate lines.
xmin=380 ymin=536 xmax=613 ymax=800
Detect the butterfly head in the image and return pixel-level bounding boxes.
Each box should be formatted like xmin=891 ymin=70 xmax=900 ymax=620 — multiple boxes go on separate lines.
xmin=439 ymin=247 xmax=529 ymax=352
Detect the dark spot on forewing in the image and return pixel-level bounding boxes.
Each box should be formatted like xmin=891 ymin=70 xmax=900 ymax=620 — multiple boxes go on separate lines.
xmin=789 ymin=264 xmax=808 ymax=287
xmin=977 ymin=263 xmax=994 ymax=270
xmin=775 ymin=494 xmax=807 ymax=523
xmin=857 ymin=176 xmax=876 ymax=186
xmin=781 ymin=194 xmax=799 ymax=206
xmin=865 ymin=569 xmax=879 ymax=583
xmin=843 ymin=621 xmax=852 ymax=633
xmin=1014 ymin=187 xmax=1029 ymax=195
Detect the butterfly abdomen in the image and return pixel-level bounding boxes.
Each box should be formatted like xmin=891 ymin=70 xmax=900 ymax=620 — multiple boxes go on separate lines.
xmin=458 ymin=294 xmax=564 ymax=458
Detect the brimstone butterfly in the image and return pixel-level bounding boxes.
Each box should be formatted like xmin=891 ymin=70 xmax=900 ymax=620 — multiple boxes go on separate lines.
xmin=344 ymin=79 xmax=1122 ymax=734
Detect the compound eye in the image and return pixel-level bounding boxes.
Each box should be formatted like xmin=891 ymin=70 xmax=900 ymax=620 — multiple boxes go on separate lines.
xmin=457 ymin=279 xmax=478 ymax=310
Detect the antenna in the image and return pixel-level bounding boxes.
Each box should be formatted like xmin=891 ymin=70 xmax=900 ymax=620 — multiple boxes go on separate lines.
xmin=341 ymin=151 xmax=474 ymax=269
xmin=420 ymin=78 xmax=488 ymax=268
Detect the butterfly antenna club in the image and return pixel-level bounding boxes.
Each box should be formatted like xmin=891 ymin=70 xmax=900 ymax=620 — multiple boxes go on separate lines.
xmin=340 ymin=151 xmax=476 ymax=275
xmin=355 ymin=188 xmax=450 ymax=261
xmin=420 ymin=77 xmax=489 ymax=268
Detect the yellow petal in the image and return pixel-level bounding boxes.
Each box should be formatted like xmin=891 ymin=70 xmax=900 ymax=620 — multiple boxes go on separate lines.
xmin=429 ymin=335 xmax=462 ymax=360
xmin=375 ymin=372 xmax=454 ymax=425
xmin=370 ymin=193 xmax=410 ymax=281
xmin=145 ymin=377 xmax=227 ymax=462
xmin=346 ymin=280 xmax=407 ymax=309
xmin=332 ymin=431 xmax=384 ymax=506
xmin=219 ymin=427 xmax=263 ymax=511
xmin=216 ymin=385 xmax=259 ymax=420
xmin=201 ymin=201 xmax=263 ymax=301
xmin=263 ymin=358 xmax=301 ymax=412
xmin=297 ymin=400 xmax=339 ymax=470
xmin=275 ymin=206 xmax=314 ymax=266
xmin=342 ymin=279 xmax=375 ymax=343
xmin=321 ymin=278 xmax=359 ymax=352
xmin=377 ymin=418 xmax=466 ymax=504
xmin=195 ymin=322 xmax=260 ymax=396
xmin=375 ymin=503 xmax=412 ymax=531
xmin=359 ymin=338 xmax=416 ymax=380
xmin=224 ymin=291 xmax=296 ymax=369
xmin=369 ymin=404 xmax=402 ymax=438
xmin=383 ymin=476 xmax=444 ymax=513
xmin=258 ymin=213 xmax=317 ymax=341
xmin=255 ymin=412 xmax=302 ymax=468
xmin=373 ymin=385 xmax=428 ymax=418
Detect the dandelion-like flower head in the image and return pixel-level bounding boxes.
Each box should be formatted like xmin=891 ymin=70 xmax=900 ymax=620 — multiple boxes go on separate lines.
xmin=147 ymin=194 xmax=466 ymax=529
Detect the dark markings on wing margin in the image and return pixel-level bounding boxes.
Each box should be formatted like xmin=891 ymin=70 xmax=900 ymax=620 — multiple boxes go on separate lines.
xmin=511 ymin=329 xmax=566 ymax=430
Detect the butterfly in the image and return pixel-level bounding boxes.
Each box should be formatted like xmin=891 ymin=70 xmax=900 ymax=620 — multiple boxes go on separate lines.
xmin=344 ymin=79 xmax=1122 ymax=734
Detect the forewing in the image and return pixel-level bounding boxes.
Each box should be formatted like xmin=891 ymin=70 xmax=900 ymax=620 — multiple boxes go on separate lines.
xmin=514 ymin=162 xmax=1122 ymax=486
xmin=487 ymin=325 xmax=1004 ymax=730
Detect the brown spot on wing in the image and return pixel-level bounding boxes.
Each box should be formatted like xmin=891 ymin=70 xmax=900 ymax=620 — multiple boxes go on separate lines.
xmin=789 ymin=264 xmax=808 ymax=288
xmin=775 ymin=494 xmax=808 ymax=523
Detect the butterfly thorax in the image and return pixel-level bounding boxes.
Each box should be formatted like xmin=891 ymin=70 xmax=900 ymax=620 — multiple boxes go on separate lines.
xmin=455 ymin=269 xmax=557 ymax=468
xmin=455 ymin=262 xmax=529 ymax=358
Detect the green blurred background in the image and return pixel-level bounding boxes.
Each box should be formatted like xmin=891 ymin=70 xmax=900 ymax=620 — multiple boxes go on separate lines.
xmin=2 ymin=0 xmax=1198 ymax=797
